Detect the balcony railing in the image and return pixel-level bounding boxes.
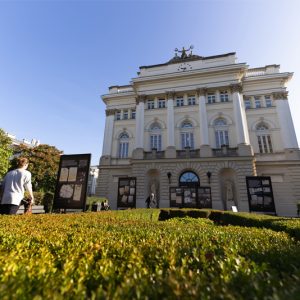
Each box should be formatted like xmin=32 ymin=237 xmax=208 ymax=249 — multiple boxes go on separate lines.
xmin=212 ymin=146 xmax=238 ymax=157
xmin=176 ymin=148 xmax=200 ymax=159
xmin=144 ymin=150 xmax=165 ymax=159
xmin=141 ymin=146 xmax=238 ymax=160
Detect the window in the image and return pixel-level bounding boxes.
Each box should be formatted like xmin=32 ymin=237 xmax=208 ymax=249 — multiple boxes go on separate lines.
xmin=180 ymin=121 xmax=194 ymax=149
xmin=123 ymin=110 xmax=128 ymax=120
xmin=188 ymin=96 xmax=196 ymax=105
xmin=214 ymin=118 xmax=229 ymax=148
xmin=131 ymin=110 xmax=136 ymax=119
xmin=265 ymin=96 xmax=272 ymax=107
xmin=176 ymin=97 xmax=184 ymax=107
xmin=158 ymin=99 xmax=166 ymax=108
xmin=150 ymin=122 xmax=162 ymax=151
xmin=254 ymin=96 xmax=261 ymax=108
xmin=116 ymin=111 xmax=121 ymax=121
xmin=119 ymin=132 xmax=129 ymax=158
xmin=244 ymin=99 xmax=251 ymax=109
xmin=220 ymin=91 xmax=229 ymax=102
xmin=207 ymin=93 xmax=216 ymax=104
xmin=147 ymin=100 xmax=155 ymax=109
xmin=179 ymin=171 xmax=199 ymax=186
xmin=256 ymin=123 xmax=273 ymax=153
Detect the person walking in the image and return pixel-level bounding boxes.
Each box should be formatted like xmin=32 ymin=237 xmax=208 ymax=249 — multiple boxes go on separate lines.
xmin=0 ymin=157 xmax=34 ymax=215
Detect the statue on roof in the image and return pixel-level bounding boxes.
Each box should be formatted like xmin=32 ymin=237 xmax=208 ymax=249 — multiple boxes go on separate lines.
xmin=175 ymin=45 xmax=194 ymax=59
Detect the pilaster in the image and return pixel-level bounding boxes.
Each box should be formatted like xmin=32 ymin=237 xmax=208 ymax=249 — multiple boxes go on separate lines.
xmin=135 ymin=95 xmax=146 ymax=149
xmin=166 ymin=91 xmax=176 ymax=158
xmin=273 ymin=92 xmax=299 ymax=150
xmin=231 ymin=84 xmax=250 ymax=145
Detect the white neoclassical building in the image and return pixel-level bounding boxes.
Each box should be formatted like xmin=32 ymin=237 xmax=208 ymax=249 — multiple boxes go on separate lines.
xmin=96 ymin=48 xmax=300 ymax=216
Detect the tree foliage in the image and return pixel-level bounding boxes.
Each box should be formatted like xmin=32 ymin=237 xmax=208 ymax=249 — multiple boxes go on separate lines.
xmin=0 ymin=128 xmax=13 ymax=179
xmin=11 ymin=144 xmax=62 ymax=193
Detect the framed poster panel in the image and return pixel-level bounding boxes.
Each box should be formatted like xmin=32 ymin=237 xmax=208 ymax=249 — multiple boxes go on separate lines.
xmin=169 ymin=187 xmax=183 ymax=207
xmin=197 ymin=187 xmax=212 ymax=208
xmin=246 ymin=176 xmax=276 ymax=214
xmin=183 ymin=187 xmax=197 ymax=208
xmin=118 ymin=177 xmax=136 ymax=208
xmin=53 ymin=154 xmax=91 ymax=211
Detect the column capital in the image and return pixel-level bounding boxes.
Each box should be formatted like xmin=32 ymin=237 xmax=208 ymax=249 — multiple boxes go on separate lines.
xmin=105 ymin=108 xmax=117 ymax=116
xmin=166 ymin=91 xmax=176 ymax=99
xmin=196 ymin=88 xmax=207 ymax=97
xmin=272 ymin=92 xmax=288 ymax=100
xmin=230 ymin=84 xmax=243 ymax=93
xmin=135 ymin=94 xmax=147 ymax=104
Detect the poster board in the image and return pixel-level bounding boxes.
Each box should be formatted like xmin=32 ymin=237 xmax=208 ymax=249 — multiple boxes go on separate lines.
xmin=53 ymin=154 xmax=91 ymax=211
xmin=170 ymin=187 xmax=183 ymax=207
xmin=197 ymin=187 xmax=212 ymax=208
xmin=183 ymin=187 xmax=197 ymax=207
xmin=246 ymin=176 xmax=276 ymax=214
xmin=169 ymin=186 xmax=212 ymax=208
xmin=117 ymin=177 xmax=136 ymax=208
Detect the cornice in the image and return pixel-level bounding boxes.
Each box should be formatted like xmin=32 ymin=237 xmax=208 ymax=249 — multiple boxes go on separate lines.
xmin=242 ymin=72 xmax=293 ymax=83
xmin=132 ymin=63 xmax=248 ymax=83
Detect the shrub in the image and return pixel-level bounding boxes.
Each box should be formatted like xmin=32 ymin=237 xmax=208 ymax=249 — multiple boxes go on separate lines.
xmin=24 ymin=191 xmax=44 ymax=205
xmin=209 ymin=210 xmax=300 ymax=241
xmin=0 ymin=211 xmax=299 ymax=299
xmin=158 ymin=208 xmax=212 ymax=221
xmin=43 ymin=192 xmax=54 ymax=213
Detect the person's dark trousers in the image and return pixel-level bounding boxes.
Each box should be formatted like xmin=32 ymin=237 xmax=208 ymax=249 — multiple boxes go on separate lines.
xmin=0 ymin=204 xmax=19 ymax=215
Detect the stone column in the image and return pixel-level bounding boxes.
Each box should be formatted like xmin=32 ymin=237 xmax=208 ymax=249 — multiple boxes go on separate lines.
xmin=197 ymin=88 xmax=212 ymax=157
xmin=231 ymin=84 xmax=252 ymax=156
xmin=273 ymin=92 xmax=299 ymax=158
xmin=165 ymin=91 xmax=176 ymax=158
xmin=132 ymin=95 xmax=146 ymax=159
xmin=100 ymin=109 xmax=115 ymax=165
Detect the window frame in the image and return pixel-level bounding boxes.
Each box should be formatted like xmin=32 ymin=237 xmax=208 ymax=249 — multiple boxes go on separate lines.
xmin=176 ymin=97 xmax=184 ymax=107
xmin=256 ymin=123 xmax=273 ymax=154
xmin=187 ymin=95 xmax=196 ymax=106
xmin=147 ymin=100 xmax=155 ymax=109
xmin=214 ymin=118 xmax=229 ymax=148
xmin=158 ymin=99 xmax=166 ymax=108
xmin=207 ymin=93 xmax=216 ymax=104
xmin=220 ymin=91 xmax=229 ymax=102
xmin=118 ymin=132 xmax=129 ymax=158
xmin=149 ymin=122 xmax=162 ymax=151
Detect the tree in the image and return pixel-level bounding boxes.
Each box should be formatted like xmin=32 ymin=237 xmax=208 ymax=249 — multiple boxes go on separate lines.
xmin=11 ymin=144 xmax=62 ymax=193
xmin=0 ymin=128 xmax=13 ymax=179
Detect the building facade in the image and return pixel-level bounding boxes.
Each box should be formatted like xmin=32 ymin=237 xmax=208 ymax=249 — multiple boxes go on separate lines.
xmin=96 ymin=49 xmax=300 ymax=216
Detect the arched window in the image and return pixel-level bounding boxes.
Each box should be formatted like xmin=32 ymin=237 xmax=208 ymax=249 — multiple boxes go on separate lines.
xmin=256 ymin=123 xmax=273 ymax=153
xmin=179 ymin=171 xmax=200 ymax=187
xmin=180 ymin=121 xmax=194 ymax=149
xmin=119 ymin=132 xmax=129 ymax=158
xmin=150 ymin=122 xmax=162 ymax=151
xmin=214 ymin=118 xmax=229 ymax=148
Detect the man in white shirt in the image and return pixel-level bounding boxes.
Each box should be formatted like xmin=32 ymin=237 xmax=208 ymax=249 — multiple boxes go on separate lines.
xmin=0 ymin=157 xmax=34 ymax=215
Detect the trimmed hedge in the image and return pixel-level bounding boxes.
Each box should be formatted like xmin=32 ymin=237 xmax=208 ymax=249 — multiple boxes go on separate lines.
xmin=208 ymin=210 xmax=300 ymax=241
xmin=0 ymin=212 xmax=299 ymax=299
xmin=158 ymin=208 xmax=211 ymax=221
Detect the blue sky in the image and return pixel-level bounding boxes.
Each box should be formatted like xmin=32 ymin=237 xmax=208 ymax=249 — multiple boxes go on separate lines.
xmin=0 ymin=0 xmax=300 ymax=165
